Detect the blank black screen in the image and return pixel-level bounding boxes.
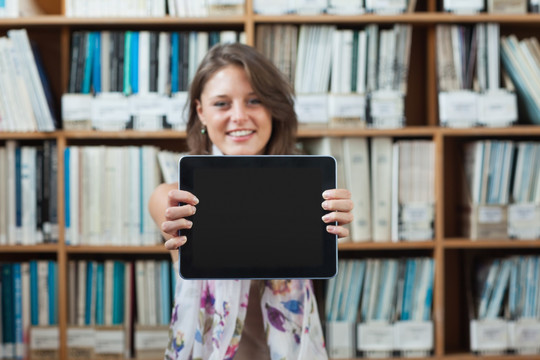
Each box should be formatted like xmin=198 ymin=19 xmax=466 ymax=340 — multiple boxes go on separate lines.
xmin=179 ymin=156 xmax=337 ymax=279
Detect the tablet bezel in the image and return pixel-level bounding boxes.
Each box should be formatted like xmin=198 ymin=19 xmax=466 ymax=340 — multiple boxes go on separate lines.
xmin=178 ymin=155 xmax=337 ymax=280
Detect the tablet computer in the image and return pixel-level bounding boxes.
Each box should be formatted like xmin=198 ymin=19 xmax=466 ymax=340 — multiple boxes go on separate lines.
xmin=178 ymin=155 xmax=337 ymax=280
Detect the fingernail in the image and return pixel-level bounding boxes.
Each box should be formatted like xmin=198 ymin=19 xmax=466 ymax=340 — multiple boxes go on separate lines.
xmin=186 ymin=220 xmax=193 ymax=228
xmin=322 ymin=214 xmax=331 ymax=222
xmin=322 ymin=190 xmax=331 ymax=199
xmin=322 ymin=201 xmax=329 ymax=210
xmin=192 ymin=206 xmax=197 ymax=215
xmin=179 ymin=236 xmax=187 ymax=245
xmin=193 ymin=196 xmax=199 ymax=204
xmin=327 ymin=225 xmax=336 ymax=232
xmin=161 ymin=222 xmax=168 ymax=231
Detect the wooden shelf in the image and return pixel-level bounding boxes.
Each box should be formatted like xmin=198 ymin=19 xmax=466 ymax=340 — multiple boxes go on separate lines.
xmin=65 ymin=245 xmax=169 ymax=254
xmin=444 ymin=239 xmax=540 ymax=248
xmin=0 ymin=15 xmax=246 ymax=27
xmin=253 ymin=13 xmax=540 ymax=25
xmin=339 ymin=241 xmax=436 ymax=250
xmin=0 ymin=244 xmax=59 ymax=252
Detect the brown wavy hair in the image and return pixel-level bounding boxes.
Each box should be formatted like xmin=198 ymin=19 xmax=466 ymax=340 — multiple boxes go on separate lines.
xmin=186 ymin=43 xmax=298 ymax=155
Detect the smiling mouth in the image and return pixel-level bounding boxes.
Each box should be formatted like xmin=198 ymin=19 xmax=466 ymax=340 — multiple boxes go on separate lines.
xmin=228 ymin=130 xmax=255 ymax=137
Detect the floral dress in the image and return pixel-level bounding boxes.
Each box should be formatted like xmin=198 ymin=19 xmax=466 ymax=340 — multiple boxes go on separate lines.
xmin=164 ymin=271 xmax=328 ymax=360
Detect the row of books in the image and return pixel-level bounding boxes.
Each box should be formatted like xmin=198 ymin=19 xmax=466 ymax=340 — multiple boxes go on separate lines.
xmin=68 ymin=30 xmax=244 ymax=95
xmin=0 ymin=29 xmax=58 ymax=132
xmin=326 ymin=258 xmax=435 ymax=323
xmin=0 ymin=141 xmax=59 ymax=246
xmin=473 ymin=255 xmax=540 ymax=320
xmin=325 ymin=257 xmax=434 ymax=359
xmin=437 ymin=24 xmax=539 ymax=127
xmin=500 ymin=35 xmax=540 ymax=125
xmin=463 ymin=140 xmax=540 ymax=205
xmin=256 ymin=24 xmax=411 ymax=127
xmin=436 ymin=24 xmax=501 ymax=93
xmin=64 ymin=146 xmax=162 ymax=246
xmin=0 ymin=261 xmax=58 ymax=360
xmin=435 ymin=23 xmax=517 ymax=127
xmin=65 ymin=0 xmax=244 ymax=17
xmin=444 ymin=0 xmax=539 ymax=13
xmin=67 ymin=260 xmax=174 ymax=327
xmin=302 ymin=137 xmax=435 ymax=243
xmin=253 ymin=0 xmax=416 ymax=15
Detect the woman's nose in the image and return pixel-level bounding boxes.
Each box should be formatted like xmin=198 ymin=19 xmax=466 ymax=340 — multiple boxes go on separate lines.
xmin=231 ymin=102 xmax=248 ymax=123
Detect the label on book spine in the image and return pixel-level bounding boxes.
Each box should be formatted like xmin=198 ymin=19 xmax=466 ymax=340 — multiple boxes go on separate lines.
xmin=62 ymin=94 xmax=92 ymax=121
xmin=357 ymin=322 xmax=394 ymax=351
xmin=67 ymin=327 xmax=95 ymax=348
xmin=478 ymin=91 xmax=518 ymax=126
xmin=444 ymin=0 xmax=483 ymax=12
xmin=470 ymin=319 xmax=508 ymax=352
xmin=326 ymin=321 xmax=355 ymax=358
xmin=30 ymin=327 xmax=59 ymax=350
xmin=439 ymin=91 xmax=478 ymax=127
xmin=366 ymin=0 xmax=406 ymax=13
xmin=135 ymin=328 xmax=169 ymax=350
xmin=167 ymin=92 xmax=189 ymax=128
xmin=91 ymin=93 xmax=130 ymax=130
xmin=328 ymin=94 xmax=366 ymax=119
xmin=95 ymin=329 xmax=124 ymax=354
xmin=295 ymin=94 xmax=328 ymax=124
xmin=370 ymin=90 xmax=404 ymax=119
xmin=508 ymin=204 xmax=540 ymax=239
xmin=478 ymin=205 xmax=504 ymax=224
xmin=509 ymin=319 xmax=540 ymax=350
xmin=395 ymin=321 xmax=434 ymax=351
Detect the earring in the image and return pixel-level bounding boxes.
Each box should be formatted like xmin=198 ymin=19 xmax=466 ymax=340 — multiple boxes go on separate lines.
xmin=201 ymin=125 xmax=207 ymax=134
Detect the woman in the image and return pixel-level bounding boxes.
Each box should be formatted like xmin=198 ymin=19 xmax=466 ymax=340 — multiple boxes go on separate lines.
xmin=149 ymin=43 xmax=353 ymax=360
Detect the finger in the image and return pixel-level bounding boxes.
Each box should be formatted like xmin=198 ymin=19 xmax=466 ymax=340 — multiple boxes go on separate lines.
xmin=326 ymin=225 xmax=349 ymax=239
xmin=164 ymin=236 xmax=187 ymax=250
xmin=165 ymin=204 xmax=196 ymax=221
xmin=168 ymin=189 xmax=199 ymax=207
xmin=161 ymin=218 xmax=193 ymax=237
xmin=322 ymin=189 xmax=351 ymax=200
xmin=322 ymin=211 xmax=354 ymax=226
xmin=322 ymin=199 xmax=354 ymax=212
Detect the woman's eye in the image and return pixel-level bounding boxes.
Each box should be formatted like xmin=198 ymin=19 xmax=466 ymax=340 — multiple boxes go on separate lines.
xmin=214 ymin=101 xmax=229 ymax=107
xmin=248 ymin=98 xmax=262 ymax=105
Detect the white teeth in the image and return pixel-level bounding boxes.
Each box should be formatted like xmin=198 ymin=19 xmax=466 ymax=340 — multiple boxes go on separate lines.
xmin=229 ymin=130 xmax=253 ymax=137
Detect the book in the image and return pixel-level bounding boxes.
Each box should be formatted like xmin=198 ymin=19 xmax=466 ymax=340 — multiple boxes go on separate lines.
xmin=371 ymin=137 xmax=394 ymax=242
xmin=342 ymin=137 xmax=371 ymax=242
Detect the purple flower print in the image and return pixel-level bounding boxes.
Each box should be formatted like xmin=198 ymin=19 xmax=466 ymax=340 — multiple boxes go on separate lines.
xmin=265 ymin=304 xmax=287 ymax=332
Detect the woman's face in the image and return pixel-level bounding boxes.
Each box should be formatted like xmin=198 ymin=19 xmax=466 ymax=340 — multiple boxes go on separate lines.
xmin=196 ymin=65 xmax=272 ymax=155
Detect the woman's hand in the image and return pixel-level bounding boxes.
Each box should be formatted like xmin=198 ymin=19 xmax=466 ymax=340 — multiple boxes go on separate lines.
xmin=161 ymin=189 xmax=199 ymax=250
xmin=321 ymin=189 xmax=354 ymax=239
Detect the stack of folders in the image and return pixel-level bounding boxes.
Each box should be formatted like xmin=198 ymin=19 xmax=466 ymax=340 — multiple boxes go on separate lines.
xmin=0 ymin=261 xmax=59 ymax=360
xmin=436 ymin=23 xmax=520 ymax=128
xmin=462 ymin=140 xmax=540 ymax=240
xmin=469 ymin=256 xmax=540 ymax=355
xmin=325 ymin=257 xmax=435 ymax=358
xmin=0 ymin=29 xmax=58 ymax=132
xmin=64 ymin=145 xmax=162 ymax=247
xmin=284 ymin=24 xmax=411 ymax=128
xmin=0 ymin=141 xmax=59 ymax=246
xmin=302 ymin=137 xmax=435 ymax=244
xmin=66 ymin=259 xmax=175 ymax=359
xmin=62 ymin=30 xmax=244 ymax=131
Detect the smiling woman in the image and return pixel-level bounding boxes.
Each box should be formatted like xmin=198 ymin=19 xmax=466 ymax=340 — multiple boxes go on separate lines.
xmin=195 ymin=65 xmax=273 ymax=155
xmin=148 ymin=42 xmax=354 ymax=360
xmin=185 ymin=42 xmax=299 ymax=156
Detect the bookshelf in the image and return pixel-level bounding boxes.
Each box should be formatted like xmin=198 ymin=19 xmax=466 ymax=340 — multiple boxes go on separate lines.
xmin=0 ymin=0 xmax=539 ymax=359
